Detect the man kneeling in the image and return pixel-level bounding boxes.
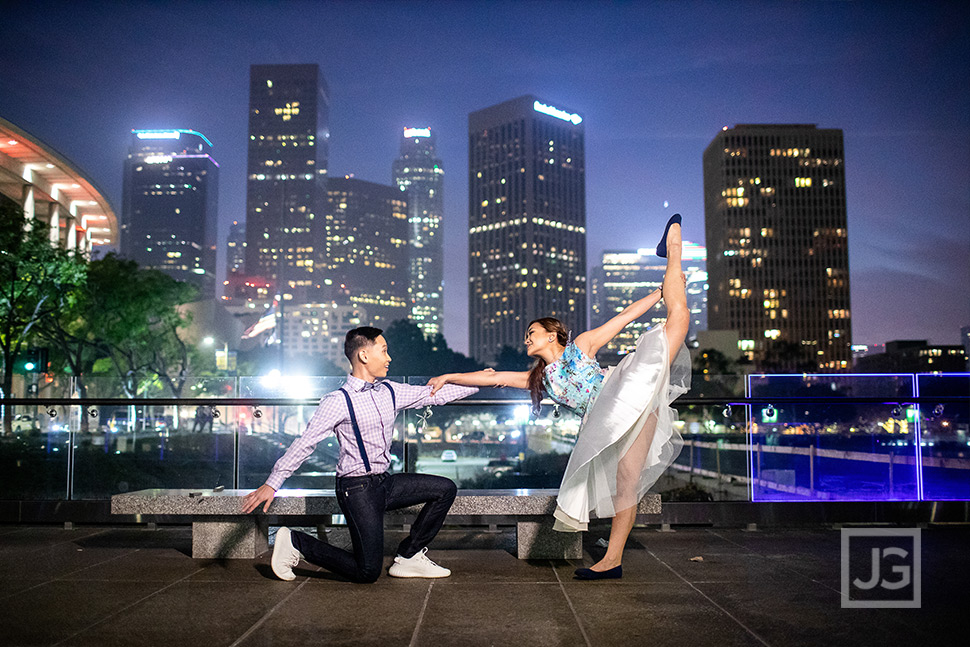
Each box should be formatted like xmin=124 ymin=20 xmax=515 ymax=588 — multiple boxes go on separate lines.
xmin=242 ymin=326 xmax=478 ymax=582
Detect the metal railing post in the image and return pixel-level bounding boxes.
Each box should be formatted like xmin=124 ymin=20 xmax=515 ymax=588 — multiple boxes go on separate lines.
xmin=756 ymin=442 xmax=762 ymax=487
xmin=809 ymin=444 xmax=816 ymax=496
xmin=888 ymin=452 xmax=894 ymax=498
xmin=689 ymin=440 xmax=694 ymax=483
xmin=716 ymin=440 xmax=722 ymax=493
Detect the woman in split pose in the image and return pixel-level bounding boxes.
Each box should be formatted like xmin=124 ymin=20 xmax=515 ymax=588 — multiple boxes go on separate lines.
xmin=429 ymin=214 xmax=690 ymax=580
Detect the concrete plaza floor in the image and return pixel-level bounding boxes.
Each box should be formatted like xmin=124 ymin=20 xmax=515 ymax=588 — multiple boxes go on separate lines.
xmin=0 ymin=522 xmax=966 ymax=646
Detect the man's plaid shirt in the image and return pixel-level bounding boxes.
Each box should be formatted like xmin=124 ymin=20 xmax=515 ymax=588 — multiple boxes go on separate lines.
xmin=265 ymin=375 xmax=478 ymax=488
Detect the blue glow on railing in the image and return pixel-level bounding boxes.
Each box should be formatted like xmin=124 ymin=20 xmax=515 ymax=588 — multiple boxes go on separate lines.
xmin=744 ymin=372 xmax=956 ymax=502
xmin=914 ymin=376 xmax=925 ymax=500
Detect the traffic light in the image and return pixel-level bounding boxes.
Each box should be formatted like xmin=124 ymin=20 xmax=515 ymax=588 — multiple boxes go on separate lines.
xmin=21 ymin=348 xmax=49 ymax=373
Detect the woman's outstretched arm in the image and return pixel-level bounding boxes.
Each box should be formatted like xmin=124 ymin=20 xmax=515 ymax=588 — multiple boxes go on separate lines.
xmin=574 ymin=288 xmax=664 ymax=358
xmin=428 ymin=369 xmax=529 ymax=394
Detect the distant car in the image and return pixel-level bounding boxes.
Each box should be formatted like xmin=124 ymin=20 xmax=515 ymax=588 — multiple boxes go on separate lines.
xmin=440 ymin=449 xmax=458 ymax=462
xmin=484 ymin=459 xmax=515 ymax=476
xmin=12 ymin=414 xmax=39 ymax=434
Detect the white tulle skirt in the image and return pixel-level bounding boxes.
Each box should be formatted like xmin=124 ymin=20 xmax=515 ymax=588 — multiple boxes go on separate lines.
xmin=553 ymin=326 xmax=691 ymax=532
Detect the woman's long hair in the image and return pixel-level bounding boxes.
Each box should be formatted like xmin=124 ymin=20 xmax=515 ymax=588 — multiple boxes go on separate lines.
xmin=526 ymin=317 xmax=569 ymax=415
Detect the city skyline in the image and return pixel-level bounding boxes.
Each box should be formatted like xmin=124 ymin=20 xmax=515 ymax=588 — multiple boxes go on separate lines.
xmin=392 ymin=127 xmax=445 ymax=339
xmin=121 ymin=128 xmax=219 ymax=297
xmin=244 ymin=64 xmax=329 ymax=296
xmin=468 ymin=95 xmax=588 ymax=362
xmin=1 ymin=1 xmax=967 ymax=353
xmin=704 ymin=124 xmax=852 ymax=370
xmin=324 ymin=176 xmax=410 ymax=327
xmin=590 ymin=242 xmax=708 ymax=366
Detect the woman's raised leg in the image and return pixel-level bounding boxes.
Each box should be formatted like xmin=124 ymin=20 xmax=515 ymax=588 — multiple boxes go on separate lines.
xmin=661 ymin=221 xmax=689 ymax=364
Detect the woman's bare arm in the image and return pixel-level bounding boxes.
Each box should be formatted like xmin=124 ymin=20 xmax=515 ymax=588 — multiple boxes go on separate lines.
xmin=428 ymin=369 xmax=529 ymax=394
xmin=574 ymin=288 xmax=664 ymax=358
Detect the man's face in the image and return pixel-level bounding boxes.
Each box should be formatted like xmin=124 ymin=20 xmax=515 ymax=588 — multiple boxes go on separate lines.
xmin=365 ymin=335 xmax=392 ymax=378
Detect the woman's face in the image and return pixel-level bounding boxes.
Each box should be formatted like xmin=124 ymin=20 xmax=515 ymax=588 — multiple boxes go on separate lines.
xmin=524 ymin=323 xmax=556 ymax=356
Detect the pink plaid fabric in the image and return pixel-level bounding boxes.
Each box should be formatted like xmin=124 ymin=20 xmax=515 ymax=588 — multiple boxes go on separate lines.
xmin=265 ymin=376 xmax=477 ymax=488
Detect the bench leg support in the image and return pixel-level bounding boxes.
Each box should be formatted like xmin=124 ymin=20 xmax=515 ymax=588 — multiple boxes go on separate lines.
xmin=193 ymin=517 xmax=268 ymax=559
xmin=516 ymin=518 xmax=582 ymax=560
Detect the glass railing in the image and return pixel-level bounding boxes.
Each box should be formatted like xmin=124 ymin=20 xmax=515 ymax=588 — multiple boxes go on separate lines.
xmin=1 ymin=373 xmax=967 ymax=502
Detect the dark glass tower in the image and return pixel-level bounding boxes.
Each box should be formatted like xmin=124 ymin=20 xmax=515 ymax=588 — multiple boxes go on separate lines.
xmin=703 ymin=124 xmax=851 ymax=371
xmin=245 ymin=64 xmax=329 ymax=301
xmin=121 ymin=129 xmax=218 ymax=297
xmin=392 ymin=127 xmax=444 ymax=338
xmin=468 ymin=96 xmax=587 ymax=363
xmin=324 ymin=177 xmax=409 ymax=327
xmin=226 ymin=219 xmax=246 ymax=277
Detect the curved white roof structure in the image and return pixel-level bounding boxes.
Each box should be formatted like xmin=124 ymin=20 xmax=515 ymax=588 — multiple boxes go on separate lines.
xmin=0 ymin=116 xmax=117 ymax=253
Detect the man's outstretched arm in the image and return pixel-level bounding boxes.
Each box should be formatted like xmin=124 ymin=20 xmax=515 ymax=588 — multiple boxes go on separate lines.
xmin=241 ymin=395 xmax=343 ymax=513
xmin=391 ymin=381 xmax=479 ymax=410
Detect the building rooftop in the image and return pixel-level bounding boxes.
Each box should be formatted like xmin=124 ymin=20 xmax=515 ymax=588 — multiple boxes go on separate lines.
xmin=0 ymin=115 xmax=117 ymax=247
xmin=1 ymin=523 xmax=964 ymax=646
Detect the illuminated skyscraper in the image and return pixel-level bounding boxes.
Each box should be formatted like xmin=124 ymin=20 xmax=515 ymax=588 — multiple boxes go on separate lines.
xmin=226 ymin=219 xmax=246 ymax=277
xmin=703 ymin=124 xmax=851 ymax=370
xmin=324 ymin=177 xmax=409 ymax=327
xmin=121 ymin=129 xmax=218 ymax=297
xmin=245 ymin=64 xmax=329 ymax=301
xmin=590 ymin=242 xmax=707 ymax=365
xmin=392 ymin=127 xmax=445 ymax=338
xmin=468 ymin=96 xmax=587 ymax=362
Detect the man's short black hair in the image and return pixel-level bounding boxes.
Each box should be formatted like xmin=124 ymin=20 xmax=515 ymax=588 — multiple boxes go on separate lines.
xmin=344 ymin=326 xmax=383 ymax=363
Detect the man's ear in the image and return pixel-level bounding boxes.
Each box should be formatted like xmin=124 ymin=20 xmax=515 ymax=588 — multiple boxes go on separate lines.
xmin=357 ymin=347 xmax=368 ymax=366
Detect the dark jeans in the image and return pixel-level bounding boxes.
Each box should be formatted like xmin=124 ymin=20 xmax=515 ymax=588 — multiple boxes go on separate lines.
xmin=290 ymin=472 xmax=456 ymax=583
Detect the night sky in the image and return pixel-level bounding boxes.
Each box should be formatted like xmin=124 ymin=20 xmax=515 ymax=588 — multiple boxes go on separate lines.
xmin=2 ymin=0 xmax=967 ymax=354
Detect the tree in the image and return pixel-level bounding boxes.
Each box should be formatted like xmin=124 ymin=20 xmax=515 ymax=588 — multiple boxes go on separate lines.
xmin=0 ymin=201 xmax=86 ymax=434
xmin=381 ymin=320 xmax=484 ymax=378
xmin=494 ymin=344 xmax=532 ymax=372
xmin=81 ymin=254 xmax=198 ymax=398
xmin=757 ymin=339 xmax=817 ymax=374
xmin=693 ymin=348 xmax=736 ymax=377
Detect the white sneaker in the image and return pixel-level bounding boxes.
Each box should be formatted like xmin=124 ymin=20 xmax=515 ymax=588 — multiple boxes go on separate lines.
xmin=387 ymin=547 xmax=451 ymax=578
xmin=271 ymin=527 xmax=303 ymax=581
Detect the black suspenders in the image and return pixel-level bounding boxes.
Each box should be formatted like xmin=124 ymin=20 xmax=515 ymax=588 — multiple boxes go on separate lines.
xmin=382 ymin=381 xmax=396 ymax=409
xmin=338 ymin=382 xmax=396 ymax=474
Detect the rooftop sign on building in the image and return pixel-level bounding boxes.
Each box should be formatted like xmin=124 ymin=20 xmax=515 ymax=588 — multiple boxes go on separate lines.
xmin=533 ymin=101 xmax=582 ymax=125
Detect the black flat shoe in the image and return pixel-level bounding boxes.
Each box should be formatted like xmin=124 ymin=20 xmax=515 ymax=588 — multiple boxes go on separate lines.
xmin=655 ymin=213 xmax=682 ymax=258
xmin=574 ymin=565 xmax=622 ymax=580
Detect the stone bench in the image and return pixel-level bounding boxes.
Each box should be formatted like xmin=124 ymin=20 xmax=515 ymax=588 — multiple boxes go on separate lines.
xmin=111 ymin=488 xmax=661 ymax=560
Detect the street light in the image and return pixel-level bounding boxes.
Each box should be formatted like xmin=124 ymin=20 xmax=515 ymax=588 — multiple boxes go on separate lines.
xmin=201 ymin=336 xmax=233 ymax=372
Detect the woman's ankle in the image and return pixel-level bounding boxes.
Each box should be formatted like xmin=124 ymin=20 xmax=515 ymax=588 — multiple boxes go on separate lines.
xmin=592 ymin=556 xmax=622 ymax=571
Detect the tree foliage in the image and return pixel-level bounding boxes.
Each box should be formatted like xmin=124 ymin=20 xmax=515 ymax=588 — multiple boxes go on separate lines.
xmin=494 ymin=344 xmax=532 ymax=372
xmin=381 ymin=319 xmax=484 ymax=378
xmin=83 ymin=254 xmax=198 ymax=397
xmin=757 ymin=339 xmax=817 ymax=374
xmin=0 ymin=201 xmax=86 ymax=432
